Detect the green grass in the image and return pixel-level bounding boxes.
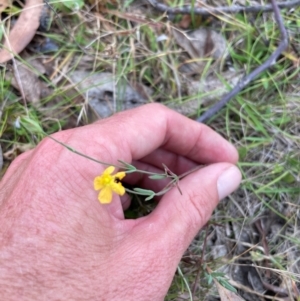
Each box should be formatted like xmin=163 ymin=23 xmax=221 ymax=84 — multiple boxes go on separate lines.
xmin=1 ymin=1 xmax=300 ymax=300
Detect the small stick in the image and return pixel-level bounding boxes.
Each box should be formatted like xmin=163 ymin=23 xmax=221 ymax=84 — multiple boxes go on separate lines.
xmin=197 ymin=0 xmax=289 ymax=123
xmin=147 ymin=0 xmax=300 ymax=16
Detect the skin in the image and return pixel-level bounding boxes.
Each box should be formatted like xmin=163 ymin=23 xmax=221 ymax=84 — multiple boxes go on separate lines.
xmin=0 ymin=104 xmax=241 ymax=300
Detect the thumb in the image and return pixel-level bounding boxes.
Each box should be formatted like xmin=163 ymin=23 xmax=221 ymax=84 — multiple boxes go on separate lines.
xmin=143 ymin=163 xmax=241 ymax=254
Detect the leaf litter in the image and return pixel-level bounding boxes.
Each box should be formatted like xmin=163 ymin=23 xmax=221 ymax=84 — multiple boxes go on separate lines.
xmin=172 ymin=27 xmax=228 ymax=74
xmin=69 ymin=71 xmax=150 ymax=119
xmin=6 ymin=59 xmax=50 ymax=104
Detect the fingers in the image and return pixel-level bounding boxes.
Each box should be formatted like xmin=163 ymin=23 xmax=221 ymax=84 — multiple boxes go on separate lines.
xmin=26 ymin=104 xmax=239 ymax=219
xmin=137 ymin=163 xmax=241 ymax=255
xmin=50 ymin=104 xmax=238 ymax=171
xmin=139 ymin=148 xmax=199 ymax=174
xmin=120 ymin=194 xmax=131 ymax=211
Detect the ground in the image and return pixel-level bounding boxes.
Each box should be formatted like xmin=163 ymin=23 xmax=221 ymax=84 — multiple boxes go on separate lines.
xmin=0 ymin=0 xmax=300 ymax=300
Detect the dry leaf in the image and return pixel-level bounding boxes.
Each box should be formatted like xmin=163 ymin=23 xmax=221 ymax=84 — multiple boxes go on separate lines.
xmin=3 ymin=143 xmax=34 ymax=161
xmin=169 ymin=69 xmax=242 ymax=116
xmin=215 ymin=280 xmax=245 ymax=301
xmin=173 ymin=28 xmax=227 ymax=74
xmin=69 ymin=71 xmax=148 ymax=119
xmin=0 ymin=0 xmax=44 ymax=63
xmin=6 ymin=59 xmax=51 ymax=104
xmin=7 ymin=58 xmax=80 ymax=127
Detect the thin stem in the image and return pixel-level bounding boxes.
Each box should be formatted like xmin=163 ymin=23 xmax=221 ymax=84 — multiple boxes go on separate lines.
xmin=45 ymin=134 xmax=120 ymax=168
xmin=177 ymin=165 xmax=204 ymax=179
xmin=132 ymin=164 xmax=204 ymax=177
xmin=45 ymin=133 xmax=204 ymax=200
xmin=132 ymin=169 xmax=166 ymax=176
xmin=177 ymin=265 xmax=194 ymax=301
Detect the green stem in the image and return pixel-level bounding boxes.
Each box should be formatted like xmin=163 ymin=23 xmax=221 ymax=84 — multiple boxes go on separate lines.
xmin=127 ymin=169 xmax=165 ymax=176
xmin=45 ymin=134 xmax=122 ymax=169
xmin=155 ymin=186 xmax=173 ymax=196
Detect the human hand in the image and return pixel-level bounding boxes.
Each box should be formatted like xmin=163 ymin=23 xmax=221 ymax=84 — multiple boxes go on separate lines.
xmin=0 ymin=104 xmax=241 ymax=300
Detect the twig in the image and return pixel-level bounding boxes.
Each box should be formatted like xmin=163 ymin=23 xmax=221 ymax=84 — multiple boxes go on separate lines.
xmin=192 ymin=225 xmax=209 ymax=296
xmin=147 ymin=0 xmax=300 ymax=16
xmin=262 ymin=281 xmax=289 ymax=297
xmin=197 ymin=0 xmax=289 ymax=123
xmin=229 ymin=278 xmax=287 ymax=301
xmin=254 ymin=219 xmax=271 ymax=277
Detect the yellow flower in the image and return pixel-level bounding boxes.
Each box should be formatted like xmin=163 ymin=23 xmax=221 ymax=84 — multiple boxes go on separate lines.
xmin=94 ymin=166 xmax=126 ymax=204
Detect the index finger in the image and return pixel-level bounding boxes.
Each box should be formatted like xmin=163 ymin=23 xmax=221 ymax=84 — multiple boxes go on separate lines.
xmin=57 ymin=103 xmax=238 ymax=168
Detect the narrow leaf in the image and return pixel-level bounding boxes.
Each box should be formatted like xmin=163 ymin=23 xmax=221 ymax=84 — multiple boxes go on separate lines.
xmin=133 ymin=188 xmax=155 ymax=196
xmin=20 ymin=116 xmax=43 ymax=134
xmin=145 ymin=194 xmax=155 ymax=201
xmin=215 ymin=279 xmax=244 ymax=301
xmin=148 ymin=174 xmax=167 ymax=180
xmin=118 ymin=160 xmax=137 ymax=172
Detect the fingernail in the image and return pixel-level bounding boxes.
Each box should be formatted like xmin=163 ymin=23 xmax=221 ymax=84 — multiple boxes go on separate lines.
xmin=217 ymin=166 xmax=242 ymax=200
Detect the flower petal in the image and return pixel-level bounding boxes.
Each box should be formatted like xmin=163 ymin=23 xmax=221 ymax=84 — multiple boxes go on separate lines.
xmin=98 ymin=186 xmax=113 ymax=204
xmin=115 ymin=171 xmax=126 ymax=180
xmin=103 ymin=166 xmax=115 ymax=175
xmin=112 ymin=182 xmax=125 ymax=196
xmin=94 ymin=176 xmax=104 ymax=190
